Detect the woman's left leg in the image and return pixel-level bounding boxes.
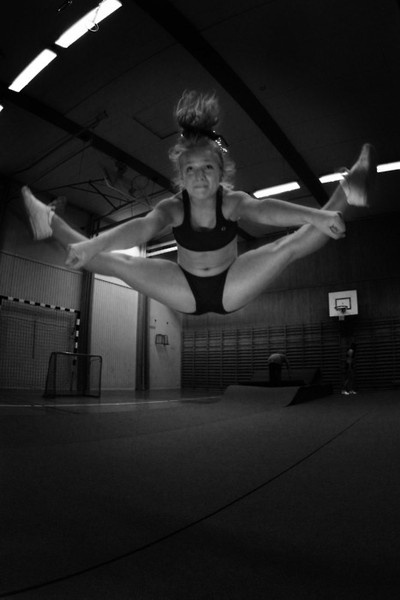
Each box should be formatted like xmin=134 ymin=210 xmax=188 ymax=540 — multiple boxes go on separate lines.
xmin=223 ymin=144 xmax=376 ymax=312
xmin=222 ymin=228 xmax=311 ymax=312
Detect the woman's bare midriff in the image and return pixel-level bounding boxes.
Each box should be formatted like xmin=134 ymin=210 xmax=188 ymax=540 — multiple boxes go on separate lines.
xmin=177 ymin=237 xmax=237 ymax=276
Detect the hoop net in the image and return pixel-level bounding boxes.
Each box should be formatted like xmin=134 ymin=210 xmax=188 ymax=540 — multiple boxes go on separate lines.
xmin=335 ymin=305 xmax=348 ymax=321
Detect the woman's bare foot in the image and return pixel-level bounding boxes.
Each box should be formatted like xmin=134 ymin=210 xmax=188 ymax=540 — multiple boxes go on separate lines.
xmin=21 ymin=186 xmax=54 ymax=240
xmin=340 ymin=143 xmax=377 ymax=208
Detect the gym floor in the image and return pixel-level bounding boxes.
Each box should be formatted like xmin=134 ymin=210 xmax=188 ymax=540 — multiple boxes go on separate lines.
xmin=1 ymin=387 xmax=400 ymax=599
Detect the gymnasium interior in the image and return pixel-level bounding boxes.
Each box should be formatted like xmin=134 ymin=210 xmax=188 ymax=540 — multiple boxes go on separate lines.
xmin=1 ymin=1 xmax=400 ymax=598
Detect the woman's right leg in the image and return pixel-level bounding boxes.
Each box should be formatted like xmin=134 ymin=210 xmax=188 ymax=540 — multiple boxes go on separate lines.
xmin=22 ymin=188 xmax=197 ymax=314
xmin=53 ymin=215 xmax=197 ymax=313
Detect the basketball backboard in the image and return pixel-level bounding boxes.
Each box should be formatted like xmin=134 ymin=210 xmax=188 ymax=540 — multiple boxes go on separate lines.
xmin=328 ymin=290 xmax=358 ymax=318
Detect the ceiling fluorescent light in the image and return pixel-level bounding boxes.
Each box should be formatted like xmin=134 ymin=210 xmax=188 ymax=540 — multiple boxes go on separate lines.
xmin=377 ymin=161 xmax=400 ymax=173
xmin=320 ymin=161 xmax=400 ymax=183
xmin=253 ymin=160 xmax=400 ymax=200
xmin=55 ymin=0 xmax=122 ymax=48
xmin=0 ymin=105 xmax=3 ymax=112
xmin=147 ymin=245 xmax=178 ymax=257
xmin=112 ymin=246 xmax=140 ymax=257
xmin=319 ymin=173 xmax=344 ymax=184
xmin=8 ymin=49 xmax=57 ymax=92
xmin=146 ymin=241 xmax=178 ymax=257
xmin=253 ymin=181 xmax=300 ymax=198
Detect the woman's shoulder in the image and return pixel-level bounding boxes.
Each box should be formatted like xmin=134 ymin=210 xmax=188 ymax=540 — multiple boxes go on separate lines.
xmin=222 ymin=188 xmax=251 ymax=220
xmin=155 ymin=194 xmax=184 ymax=226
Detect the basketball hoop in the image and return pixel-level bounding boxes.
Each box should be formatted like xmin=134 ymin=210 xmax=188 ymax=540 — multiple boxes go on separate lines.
xmin=335 ymin=305 xmax=347 ymax=321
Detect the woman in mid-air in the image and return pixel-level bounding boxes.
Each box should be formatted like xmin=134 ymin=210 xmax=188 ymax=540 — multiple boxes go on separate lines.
xmin=22 ymin=90 xmax=376 ymax=315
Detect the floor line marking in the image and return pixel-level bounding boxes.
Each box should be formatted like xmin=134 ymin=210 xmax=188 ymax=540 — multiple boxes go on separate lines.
xmin=0 ymin=396 xmax=222 ymax=409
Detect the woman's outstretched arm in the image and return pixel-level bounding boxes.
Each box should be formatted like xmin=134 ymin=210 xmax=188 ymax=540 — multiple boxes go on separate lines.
xmin=234 ymin=192 xmax=346 ymax=240
xmin=65 ymin=198 xmax=178 ymax=269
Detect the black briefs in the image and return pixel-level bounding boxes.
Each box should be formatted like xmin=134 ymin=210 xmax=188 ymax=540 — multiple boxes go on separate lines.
xmin=179 ymin=266 xmax=232 ymax=315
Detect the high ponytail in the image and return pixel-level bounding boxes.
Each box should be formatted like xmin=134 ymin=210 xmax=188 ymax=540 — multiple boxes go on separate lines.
xmin=175 ymin=90 xmax=220 ymax=132
xmin=169 ymin=90 xmax=235 ymax=191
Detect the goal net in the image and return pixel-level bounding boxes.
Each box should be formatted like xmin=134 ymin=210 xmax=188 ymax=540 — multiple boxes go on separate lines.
xmin=44 ymin=352 xmax=102 ymax=398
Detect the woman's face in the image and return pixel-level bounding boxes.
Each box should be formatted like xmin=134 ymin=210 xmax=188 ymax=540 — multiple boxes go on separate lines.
xmin=180 ymin=148 xmax=222 ymax=200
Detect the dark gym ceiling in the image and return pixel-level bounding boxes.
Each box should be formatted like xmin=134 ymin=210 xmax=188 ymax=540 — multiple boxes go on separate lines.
xmin=0 ymin=0 xmax=399 ymax=240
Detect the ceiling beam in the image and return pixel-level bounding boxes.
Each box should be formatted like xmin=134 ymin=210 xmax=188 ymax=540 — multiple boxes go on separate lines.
xmin=133 ymin=0 xmax=328 ymax=206
xmin=0 ymin=81 xmax=175 ymax=194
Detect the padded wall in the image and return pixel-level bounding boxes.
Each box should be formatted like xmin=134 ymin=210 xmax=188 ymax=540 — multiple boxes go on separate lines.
xmin=182 ymin=317 xmax=400 ymax=392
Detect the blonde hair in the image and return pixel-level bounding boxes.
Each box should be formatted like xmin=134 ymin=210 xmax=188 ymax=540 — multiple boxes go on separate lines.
xmin=168 ymin=90 xmax=236 ymax=191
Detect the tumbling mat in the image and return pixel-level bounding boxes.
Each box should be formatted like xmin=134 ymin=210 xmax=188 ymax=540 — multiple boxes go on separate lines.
xmin=224 ymin=385 xmax=300 ymax=407
xmin=224 ymin=383 xmax=333 ymax=406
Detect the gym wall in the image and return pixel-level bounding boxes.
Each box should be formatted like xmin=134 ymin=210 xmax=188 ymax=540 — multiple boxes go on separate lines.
xmin=0 ymin=199 xmax=140 ymax=391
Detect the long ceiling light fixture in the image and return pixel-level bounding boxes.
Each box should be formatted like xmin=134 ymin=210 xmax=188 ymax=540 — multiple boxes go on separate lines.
xmin=8 ymin=49 xmax=57 ymax=92
xmin=377 ymin=161 xmax=400 ymax=173
xmin=318 ymin=173 xmax=344 ymax=184
xmin=55 ymin=0 xmax=122 ymax=49
xmin=253 ymin=161 xmax=400 ymax=198
xmin=319 ymin=161 xmax=400 ymax=182
xmin=146 ymin=241 xmax=178 ymax=257
xmin=253 ymin=181 xmax=300 ymax=199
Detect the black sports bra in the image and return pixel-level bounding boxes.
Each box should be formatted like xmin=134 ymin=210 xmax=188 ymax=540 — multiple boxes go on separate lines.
xmin=173 ymin=187 xmax=238 ymax=252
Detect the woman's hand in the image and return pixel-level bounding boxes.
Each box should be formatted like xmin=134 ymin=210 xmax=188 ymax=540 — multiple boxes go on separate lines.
xmin=312 ymin=210 xmax=346 ymax=239
xmin=65 ymin=240 xmax=98 ymax=269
